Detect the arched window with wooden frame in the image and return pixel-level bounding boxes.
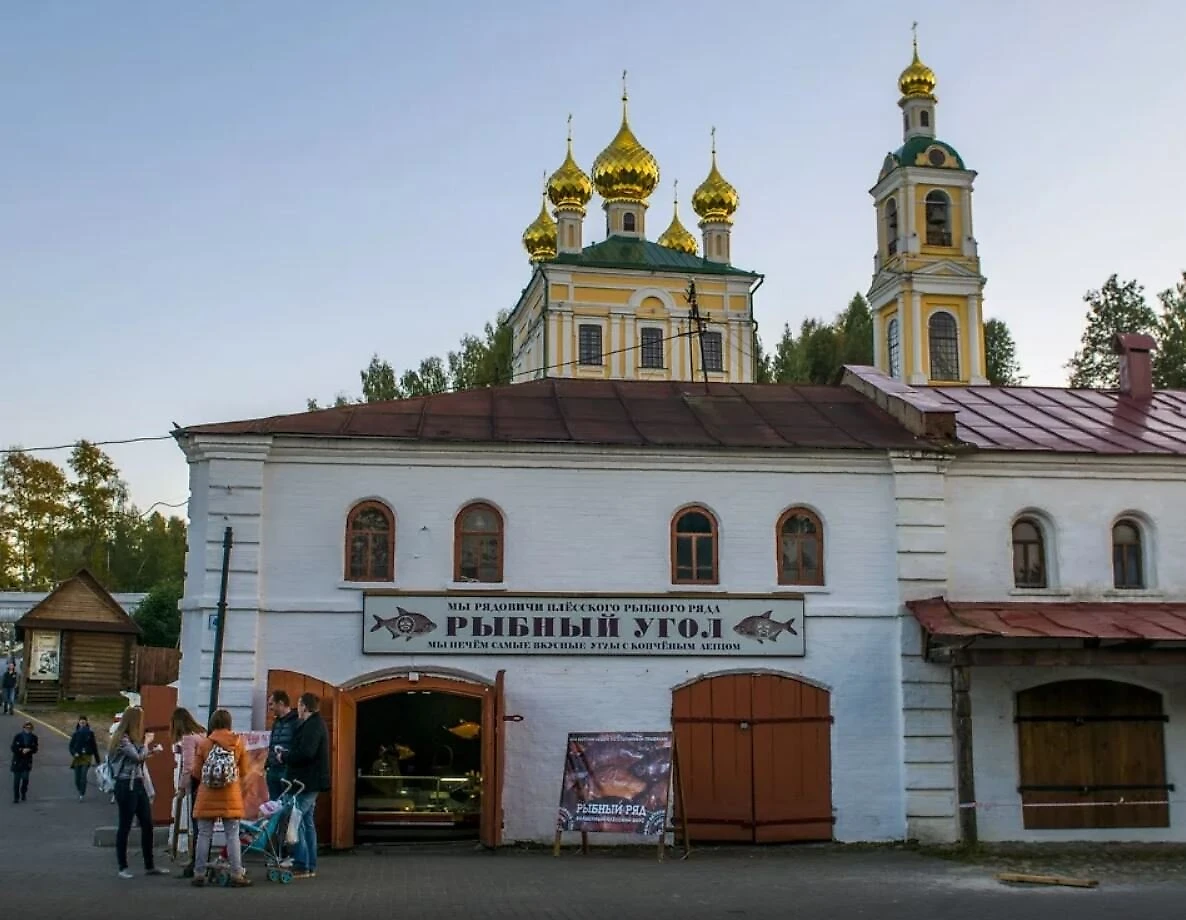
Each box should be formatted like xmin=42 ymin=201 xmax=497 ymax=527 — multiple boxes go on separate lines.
xmin=777 ymin=508 xmax=824 ymax=586
xmin=1011 ymin=517 xmax=1047 ymax=589
xmin=1112 ymin=518 xmax=1145 ymax=589
xmin=671 ymin=506 xmax=719 ymax=585
xmin=928 ymin=311 xmax=960 ymax=381
xmin=345 ymin=500 xmax=395 ymax=582
xmin=454 ymin=502 xmax=504 ymax=583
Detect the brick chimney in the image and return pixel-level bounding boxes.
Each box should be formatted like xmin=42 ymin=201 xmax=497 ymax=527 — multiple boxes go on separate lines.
xmin=1113 ymin=333 xmax=1157 ymax=400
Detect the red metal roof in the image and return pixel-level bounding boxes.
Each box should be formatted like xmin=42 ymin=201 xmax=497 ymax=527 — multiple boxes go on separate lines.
xmin=178 ymin=379 xmax=927 ymax=451
xmin=908 ymin=597 xmax=1186 ymax=641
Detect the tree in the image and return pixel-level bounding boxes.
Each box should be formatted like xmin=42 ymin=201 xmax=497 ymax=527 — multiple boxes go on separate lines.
xmin=0 ymin=451 xmax=71 ymax=589
xmin=133 ymin=578 xmax=183 ymax=648
xmin=360 ymin=355 xmax=399 ymax=403
xmin=984 ymin=318 xmax=1026 ymax=386
xmin=66 ymin=440 xmax=130 ymax=581
xmin=1066 ymin=275 xmax=1159 ymax=387
xmin=1154 ymin=272 xmax=1186 ymax=389
xmin=752 ymin=329 xmax=772 ymax=383
xmin=836 ymin=293 xmax=874 ymax=369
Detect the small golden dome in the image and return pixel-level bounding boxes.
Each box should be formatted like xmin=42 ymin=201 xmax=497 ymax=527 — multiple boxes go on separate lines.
xmin=656 ymin=182 xmax=698 ymax=255
xmin=692 ymin=129 xmax=739 ymax=224
xmin=898 ymin=30 xmax=937 ymax=101
xmin=548 ymin=116 xmax=593 ymax=212
xmin=591 ymin=74 xmax=659 ymax=204
xmin=522 ymin=189 xmax=557 ymax=263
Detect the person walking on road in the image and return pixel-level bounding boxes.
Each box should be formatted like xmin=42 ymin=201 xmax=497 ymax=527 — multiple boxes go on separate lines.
xmin=1 ymin=662 xmax=17 ymax=714
xmin=275 ymin=692 xmax=329 ymax=880
xmin=190 ymin=708 xmax=252 ymax=888
xmin=10 ymin=720 xmax=39 ymax=803
xmin=68 ymin=715 xmax=101 ymax=800
xmin=169 ymin=707 xmax=205 ymax=878
xmin=108 ymin=706 xmax=170 ymax=879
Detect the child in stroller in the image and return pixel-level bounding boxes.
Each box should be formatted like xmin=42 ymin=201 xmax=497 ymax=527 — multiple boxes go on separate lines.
xmin=204 ymin=779 xmax=305 ymax=886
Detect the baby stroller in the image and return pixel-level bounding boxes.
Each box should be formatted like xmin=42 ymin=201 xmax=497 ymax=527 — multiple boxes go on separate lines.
xmin=206 ymin=780 xmax=305 ymax=886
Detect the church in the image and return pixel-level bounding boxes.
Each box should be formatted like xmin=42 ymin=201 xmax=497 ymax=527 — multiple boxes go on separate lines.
xmin=173 ymin=36 xmax=1186 ymax=849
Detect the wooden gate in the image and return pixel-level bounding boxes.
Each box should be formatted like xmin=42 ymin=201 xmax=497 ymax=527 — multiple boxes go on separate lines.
xmin=266 ymin=670 xmax=339 ymax=845
xmin=140 ymin=684 xmax=178 ymax=826
xmin=1016 ymin=679 xmax=1169 ymax=830
xmin=672 ymin=673 xmax=833 ymax=843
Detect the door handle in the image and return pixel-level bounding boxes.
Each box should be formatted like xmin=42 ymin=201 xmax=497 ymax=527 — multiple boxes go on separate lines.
xmin=739 ymin=721 xmax=750 ymax=731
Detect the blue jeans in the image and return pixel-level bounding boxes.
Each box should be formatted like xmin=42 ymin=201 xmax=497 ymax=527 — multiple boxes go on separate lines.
xmin=290 ymin=790 xmax=318 ymax=873
xmin=2 ymin=687 xmax=14 ymax=712
xmin=73 ymin=764 xmax=89 ymax=797
xmin=12 ymin=769 xmax=30 ymax=802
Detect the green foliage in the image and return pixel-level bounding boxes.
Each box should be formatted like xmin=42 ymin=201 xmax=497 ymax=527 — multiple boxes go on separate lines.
xmin=765 ymin=293 xmax=874 ymax=385
xmin=1154 ymin=273 xmax=1186 ymax=389
xmin=308 ymin=312 xmax=514 ymax=409
xmin=1066 ymin=275 xmax=1159 ymax=387
xmin=984 ymin=318 xmax=1026 ymax=386
xmin=0 ymin=451 xmax=71 ymax=589
xmin=132 ymin=579 xmax=183 ymax=648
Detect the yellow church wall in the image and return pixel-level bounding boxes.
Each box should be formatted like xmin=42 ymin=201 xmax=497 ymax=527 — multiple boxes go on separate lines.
xmin=573 ymin=286 xmax=633 ymax=306
xmin=549 ymin=284 xmax=568 ymax=300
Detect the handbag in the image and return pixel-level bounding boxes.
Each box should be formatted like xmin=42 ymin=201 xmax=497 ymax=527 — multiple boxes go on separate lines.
xmin=96 ymin=756 xmax=117 ymax=794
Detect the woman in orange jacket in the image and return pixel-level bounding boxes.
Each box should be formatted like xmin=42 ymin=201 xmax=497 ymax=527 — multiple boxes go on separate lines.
xmin=190 ymin=708 xmax=252 ymax=887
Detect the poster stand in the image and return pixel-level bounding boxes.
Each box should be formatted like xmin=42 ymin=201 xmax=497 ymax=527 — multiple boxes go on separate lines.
xmin=552 ymin=735 xmax=691 ymax=861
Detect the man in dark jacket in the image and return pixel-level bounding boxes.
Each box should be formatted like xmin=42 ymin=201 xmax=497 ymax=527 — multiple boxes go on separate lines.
xmin=265 ymin=689 xmax=300 ymax=801
xmin=1 ymin=662 xmax=17 ymax=714
xmin=278 ymin=692 xmax=329 ymax=879
xmin=11 ymin=721 xmax=39 ymax=803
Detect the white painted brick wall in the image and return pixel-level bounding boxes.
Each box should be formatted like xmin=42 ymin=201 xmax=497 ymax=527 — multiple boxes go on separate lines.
xmin=179 ymin=440 xmax=907 ymax=843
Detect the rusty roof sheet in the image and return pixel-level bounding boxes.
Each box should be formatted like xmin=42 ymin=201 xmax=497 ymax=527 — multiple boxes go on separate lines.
xmin=178 ymin=379 xmax=927 ymax=452
xmin=908 ymin=597 xmax=1186 ymax=641
xmin=928 ymin=385 xmax=1186 ymax=455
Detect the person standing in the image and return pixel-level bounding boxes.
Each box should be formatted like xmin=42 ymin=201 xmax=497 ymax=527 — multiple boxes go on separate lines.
xmin=277 ymin=692 xmax=329 ymax=880
xmin=108 ymin=706 xmax=170 ymax=879
xmin=10 ymin=720 xmax=39 ymax=803
xmin=68 ymin=716 xmax=101 ymax=800
xmin=190 ymin=708 xmax=252 ymax=888
xmin=168 ymin=707 xmax=205 ymax=877
xmin=1 ymin=662 xmax=17 ymax=714
xmin=265 ymin=690 xmax=299 ymax=801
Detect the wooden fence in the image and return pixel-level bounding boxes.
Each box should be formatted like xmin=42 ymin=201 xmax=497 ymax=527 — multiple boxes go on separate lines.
xmin=135 ymin=645 xmax=180 ymax=688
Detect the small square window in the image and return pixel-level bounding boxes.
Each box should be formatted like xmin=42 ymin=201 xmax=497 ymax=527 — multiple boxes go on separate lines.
xmin=640 ymin=328 xmax=664 ymax=369
xmin=701 ymin=332 xmax=723 ymax=372
xmin=578 ymin=324 xmax=603 ymax=366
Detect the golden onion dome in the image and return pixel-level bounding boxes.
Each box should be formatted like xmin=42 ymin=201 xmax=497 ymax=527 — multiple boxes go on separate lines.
xmin=521 ymin=189 xmax=557 ymax=263
xmin=591 ymin=75 xmax=659 ymax=203
xmin=898 ymin=30 xmax=937 ymax=101
xmin=691 ymin=129 xmax=739 ymax=224
xmin=548 ymin=116 xmax=593 ymax=212
xmin=656 ymin=183 xmax=698 ymax=255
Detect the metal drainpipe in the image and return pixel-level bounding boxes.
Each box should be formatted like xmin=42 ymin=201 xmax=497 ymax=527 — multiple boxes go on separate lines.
xmin=749 ymin=273 xmax=767 ymax=381
xmin=541 ymin=268 xmax=549 ymax=379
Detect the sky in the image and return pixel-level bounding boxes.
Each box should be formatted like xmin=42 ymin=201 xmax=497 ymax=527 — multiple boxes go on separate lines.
xmin=4 ymin=1 xmax=1186 ymax=513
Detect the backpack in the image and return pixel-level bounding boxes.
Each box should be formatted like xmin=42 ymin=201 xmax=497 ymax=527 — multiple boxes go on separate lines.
xmin=200 ymin=743 xmax=238 ymax=789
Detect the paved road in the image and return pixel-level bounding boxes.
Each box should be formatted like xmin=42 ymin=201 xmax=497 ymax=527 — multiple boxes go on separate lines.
xmin=2 ymin=706 xmax=1184 ymax=918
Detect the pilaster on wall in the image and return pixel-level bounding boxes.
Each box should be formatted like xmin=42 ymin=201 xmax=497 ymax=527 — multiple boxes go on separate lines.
xmin=890 ymin=451 xmax=958 ymax=843
xmin=177 ymin=436 xmax=271 ymax=731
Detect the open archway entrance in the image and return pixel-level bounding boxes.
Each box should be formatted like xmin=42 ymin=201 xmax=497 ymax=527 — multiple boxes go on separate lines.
xmin=267 ymin=669 xmax=505 ymax=849
xmin=672 ymin=671 xmax=834 ymax=843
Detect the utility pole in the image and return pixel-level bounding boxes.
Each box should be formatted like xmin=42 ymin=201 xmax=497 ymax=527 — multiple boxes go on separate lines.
xmin=684 ymin=278 xmax=711 ymax=393
xmin=207 ymin=526 xmax=233 ymax=718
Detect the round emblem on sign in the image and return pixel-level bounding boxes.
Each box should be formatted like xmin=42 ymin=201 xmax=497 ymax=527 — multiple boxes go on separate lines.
xmin=396 ymin=615 xmax=416 ymax=634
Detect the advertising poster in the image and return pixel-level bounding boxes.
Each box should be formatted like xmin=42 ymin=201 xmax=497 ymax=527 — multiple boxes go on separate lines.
xmin=240 ymin=730 xmax=272 ymax=818
xmin=557 ymin=732 xmax=673 ymax=835
xmin=28 ymin=631 xmax=60 ymax=681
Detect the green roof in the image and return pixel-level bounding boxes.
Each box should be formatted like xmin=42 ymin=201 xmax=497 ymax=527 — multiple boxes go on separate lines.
xmin=549 ymin=235 xmax=757 ymax=277
xmin=883 ymin=137 xmax=966 ymax=176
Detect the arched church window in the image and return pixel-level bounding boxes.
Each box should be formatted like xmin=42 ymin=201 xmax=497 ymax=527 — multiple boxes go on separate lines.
xmin=887 ymin=317 xmax=902 ymax=379
xmin=345 ymin=501 xmax=395 ymax=582
xmin=884 ymin=199 xmax=899 ymax=256
xmin=623 ymin=212 xmax=636 ymax=233
xmin=924 ymin=190 xmax=952 ymax=246
xmin=928 ymin=312 xmax=960 ymax=381
xmin=920 ymin=110 xmax=930 ymax=128
xmin=1012 ymin=517 xmax=1046 ymax=588
xmin=454 ymin=502 xmax=504 ymax=583
xmin=672 ymin=506 xmax=718 ymax=585
xmin=1112 ymin=519 xmax=1145 ymax=589
xmin=903 ymin=112 xmax=909 ymax=133
xmin=777 ymin=508 xmax=824 ymax=586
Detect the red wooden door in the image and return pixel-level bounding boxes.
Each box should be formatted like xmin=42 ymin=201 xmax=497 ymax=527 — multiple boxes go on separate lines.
xmin=332 ymin=692 xmax=357 ymax=849
xmin=140 ymin=684 xmax=178 ymax=826
xmin=673 ymin=673 xmax=754 ymax=842
xmin=266 ymin=670 xmax=338 ymax=846
xmin=480 ymin=669 xmax=506 ymax=848
xmin=673 ymin=673 xmax=833 ymax=843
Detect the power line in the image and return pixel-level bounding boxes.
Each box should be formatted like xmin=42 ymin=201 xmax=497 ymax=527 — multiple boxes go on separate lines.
xmin=0 ymin=434 xmax=175 ymax=456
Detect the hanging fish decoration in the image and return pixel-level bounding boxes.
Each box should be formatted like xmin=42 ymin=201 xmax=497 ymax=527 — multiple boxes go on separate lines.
xmin=445 ymin=720 xmax=481 ymax=740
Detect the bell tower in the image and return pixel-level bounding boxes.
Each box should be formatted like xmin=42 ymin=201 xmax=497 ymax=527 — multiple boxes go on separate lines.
xmin=867 ymin=26 xmax=988 ymax=386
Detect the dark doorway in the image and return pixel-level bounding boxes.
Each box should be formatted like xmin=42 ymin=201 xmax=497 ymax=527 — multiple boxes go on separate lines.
xmin=354 ymin=691 xmax=483 ymax=840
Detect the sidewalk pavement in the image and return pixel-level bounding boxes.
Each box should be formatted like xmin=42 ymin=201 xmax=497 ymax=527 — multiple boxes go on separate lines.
xmin=2 ymin=707 xmax=1185 ymax=919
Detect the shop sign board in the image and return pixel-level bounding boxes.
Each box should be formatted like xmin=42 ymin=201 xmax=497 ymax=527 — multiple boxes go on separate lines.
xmin=28 ymin=630 xmax=61 ymax=681
xmin=362 ymin=592 xmax=805 ymax=657
xmin=557 ymin=732 xmax=672 ymax=836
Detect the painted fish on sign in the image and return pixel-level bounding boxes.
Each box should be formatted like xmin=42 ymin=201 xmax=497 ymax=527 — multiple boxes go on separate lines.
xmin=362 ymin=594 xmax=806 ymax=657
